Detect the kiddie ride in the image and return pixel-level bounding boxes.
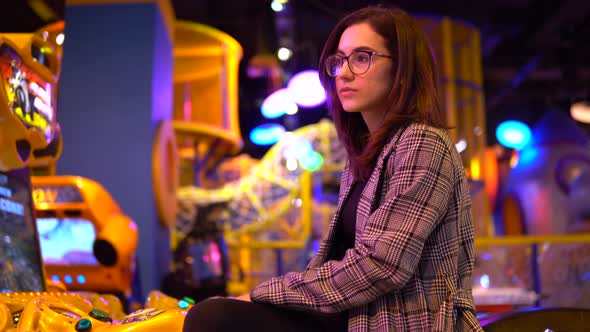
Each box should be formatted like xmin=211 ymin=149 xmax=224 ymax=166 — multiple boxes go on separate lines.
xmin=0 ymin=30 xmax=190 ymax=331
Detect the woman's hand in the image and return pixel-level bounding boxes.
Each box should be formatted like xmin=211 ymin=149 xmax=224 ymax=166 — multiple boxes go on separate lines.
xmin=235 ymin=293 xmax=251 ymax=302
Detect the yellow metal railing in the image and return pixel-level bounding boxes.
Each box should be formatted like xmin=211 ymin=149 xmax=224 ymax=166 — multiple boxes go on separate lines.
xmin=225 ymin=170 xmax=313 ymax=294
xmin=474 ymin=233 xmax=590 ymax=308
xmin=476 ymin=233 xmax=590 ymax=247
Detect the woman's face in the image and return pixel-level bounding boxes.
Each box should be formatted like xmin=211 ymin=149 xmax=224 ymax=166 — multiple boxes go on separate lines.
xmin=334 ymin=22 xmax=394 ymax=130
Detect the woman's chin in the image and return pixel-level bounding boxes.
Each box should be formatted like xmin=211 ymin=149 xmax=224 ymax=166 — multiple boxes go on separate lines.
xmin=341 ymin=104 xmax=361 ymax=113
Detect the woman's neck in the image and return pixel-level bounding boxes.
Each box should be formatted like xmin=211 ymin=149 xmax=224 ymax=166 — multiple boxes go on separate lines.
xmin=361 ymin=110 xmax=385 ymax=133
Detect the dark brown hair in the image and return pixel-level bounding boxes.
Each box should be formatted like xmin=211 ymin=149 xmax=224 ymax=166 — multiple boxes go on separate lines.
xmin=318 ymin=6 xmax=446 ymax=180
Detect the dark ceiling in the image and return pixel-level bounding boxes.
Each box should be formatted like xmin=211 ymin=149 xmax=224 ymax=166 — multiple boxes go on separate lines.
xmin=2 ymin=0 xmax=589 ymax=153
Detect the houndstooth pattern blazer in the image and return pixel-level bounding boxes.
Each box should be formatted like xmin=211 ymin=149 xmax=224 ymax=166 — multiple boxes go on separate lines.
xmin=251 ymin=123 xmax=483 ymax=331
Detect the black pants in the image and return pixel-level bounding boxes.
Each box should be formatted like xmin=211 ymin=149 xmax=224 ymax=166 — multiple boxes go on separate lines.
xmin=183 ymin=297 xmax=348 ymax=332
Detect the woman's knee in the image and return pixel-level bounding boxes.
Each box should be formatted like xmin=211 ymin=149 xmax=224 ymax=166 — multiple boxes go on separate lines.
xmin=183 ymin=297 xmax=231 ymax=332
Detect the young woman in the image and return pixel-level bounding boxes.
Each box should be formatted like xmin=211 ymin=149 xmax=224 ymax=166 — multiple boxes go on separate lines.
xmin=183 ymin=6 xmax=482 ymax=332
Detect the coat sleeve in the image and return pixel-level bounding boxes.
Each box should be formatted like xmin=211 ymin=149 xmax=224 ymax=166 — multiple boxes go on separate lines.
xmin=250 ymin=127 xmax=455 ymax=313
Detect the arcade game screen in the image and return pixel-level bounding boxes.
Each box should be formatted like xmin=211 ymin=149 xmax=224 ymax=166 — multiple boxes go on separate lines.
xmin=36 ymin=217 xmax=99 ymax=266
xmin=188 ymin=241 xmax=224 ymax=280
xmin=0 ymin=44 xmax=55 ymax=144
xmin=0 ymin=169 xmax=46 ymax=292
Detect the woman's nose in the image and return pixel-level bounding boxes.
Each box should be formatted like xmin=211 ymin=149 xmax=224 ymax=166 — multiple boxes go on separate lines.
xmin=338 ymin=61 xmax=354 ymax=79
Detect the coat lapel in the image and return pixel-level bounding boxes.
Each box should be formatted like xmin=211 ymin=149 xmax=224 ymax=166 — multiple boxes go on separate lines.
xmin=354 ymin=154 xmax=385 ymax=245
xmin=354 ymin=126 xmax=408 ymax=245
xmin=315 ymin=124 xmax=408 ymax=264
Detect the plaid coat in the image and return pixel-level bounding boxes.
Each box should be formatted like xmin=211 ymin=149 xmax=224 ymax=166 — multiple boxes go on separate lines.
xmin=251 ymin=123 xmax=483 ymax=331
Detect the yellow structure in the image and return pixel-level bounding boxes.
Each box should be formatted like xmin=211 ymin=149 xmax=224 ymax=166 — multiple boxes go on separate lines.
xmin=416 ymin=16 xmax=492 ymax=236
xmin=177 ymin=120 xmax=345 ymax=292
xmin=416 ymin=17 xmax=486 ymax=165
xmin=173 ymin=21 xmax=243 ymax=188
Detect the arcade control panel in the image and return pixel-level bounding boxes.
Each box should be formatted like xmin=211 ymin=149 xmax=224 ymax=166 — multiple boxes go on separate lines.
xmin=0 ymin=290 xmax=192 ymax=331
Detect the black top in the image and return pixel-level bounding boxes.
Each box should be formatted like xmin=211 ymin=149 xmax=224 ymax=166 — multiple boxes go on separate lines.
xmin=327 ymin=179 xmax=368 ymax=261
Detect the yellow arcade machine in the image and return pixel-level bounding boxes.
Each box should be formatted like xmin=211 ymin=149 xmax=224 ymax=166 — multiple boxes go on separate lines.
xmin=31 ymin=176 xmax=138 ymax=304
xmin=0 ymin=31 xmax=187 ymax=332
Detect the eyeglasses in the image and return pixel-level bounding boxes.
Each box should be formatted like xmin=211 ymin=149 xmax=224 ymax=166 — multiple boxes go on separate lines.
xmin=325 ymin=50 xmax=392 ymax=77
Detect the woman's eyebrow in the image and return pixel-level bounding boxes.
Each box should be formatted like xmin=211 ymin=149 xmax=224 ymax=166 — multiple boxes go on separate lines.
xmin=335 ymin=46 xmax=376 ymax=55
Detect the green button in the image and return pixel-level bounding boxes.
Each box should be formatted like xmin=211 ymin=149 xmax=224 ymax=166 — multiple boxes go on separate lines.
xmin=75 ymin=318 xmax=92 ymax=331
xmin=89 ymin=309 xmax=112 ymax=323
xmin=182 ymin=296 xmax=195 ymax=305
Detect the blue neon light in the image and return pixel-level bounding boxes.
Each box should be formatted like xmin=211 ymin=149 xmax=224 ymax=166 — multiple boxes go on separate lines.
xmin=261 ymin=88 xmax=297 ymax=119
xmin=64 ymin=275 xmax=73 ymax=284
xmin=77 ymin=275 xmax=86 ymax=284
xmin=496 ymin=120 xmax=531 ymax=150
xmin=249 ymin=123 xmax=286 ymax=146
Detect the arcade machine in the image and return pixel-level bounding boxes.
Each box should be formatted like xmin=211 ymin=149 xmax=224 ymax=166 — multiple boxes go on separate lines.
xmin=31 ymin=175 xmax=138 ymax=309
xmin=0 ymin=31 xmax=187 ymax=331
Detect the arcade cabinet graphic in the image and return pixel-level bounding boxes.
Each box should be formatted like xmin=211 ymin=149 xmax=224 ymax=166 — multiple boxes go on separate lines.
xmin=0 ymin=44 xmax=55 ymax=146
xmin=0 ymin=34 xmax=61 ymax=173
xmin=0 ymin=31 xmax=187 ymax=332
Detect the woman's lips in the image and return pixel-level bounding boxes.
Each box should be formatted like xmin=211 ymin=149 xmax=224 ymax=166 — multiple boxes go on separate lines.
xmin=339 ymin=88 xmax=356 ymax=96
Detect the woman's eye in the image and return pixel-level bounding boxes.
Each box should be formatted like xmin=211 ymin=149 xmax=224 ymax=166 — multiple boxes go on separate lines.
xmin=354 ymin=54 xmax=370 ymax=63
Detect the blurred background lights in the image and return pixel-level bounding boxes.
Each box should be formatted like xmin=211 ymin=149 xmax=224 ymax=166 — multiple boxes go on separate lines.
xmin=286 ymin=69 xmax=326 ymax=108
xmin=270 ymin=0 xmax=284 ymax=12
xmin=299 ymin=151 xmax=324 ymax=172
xmin=261 ymin=88 xmax=297 ymax=119
xmin=479 ymin=274 xmax=490 ymax=289
xmin=285 ymin=158 xmax=298 ymax=171
xmin=570 ymin=101 xmax=590 ymax=124
xmin=496 ymin=120 xmax=532 ymax=150
xmin=277 ymin=47 xmax=292 ymax=61
xmin=282 ymin=139 xmax=313 ymax=160
xmin=56 ymin=33 xmax=64 ymax=45
xmin=455 ymin=139 xmax=467 ymax=153
xmin=249 ymin=123 xmax=286 ymax=146
xmin=285 ymin=104 xmax=298 ymax=115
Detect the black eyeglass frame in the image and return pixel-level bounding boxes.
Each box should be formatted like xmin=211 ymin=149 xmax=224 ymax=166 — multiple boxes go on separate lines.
xmin=325 ymin=50 xmax=392 ymax=77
